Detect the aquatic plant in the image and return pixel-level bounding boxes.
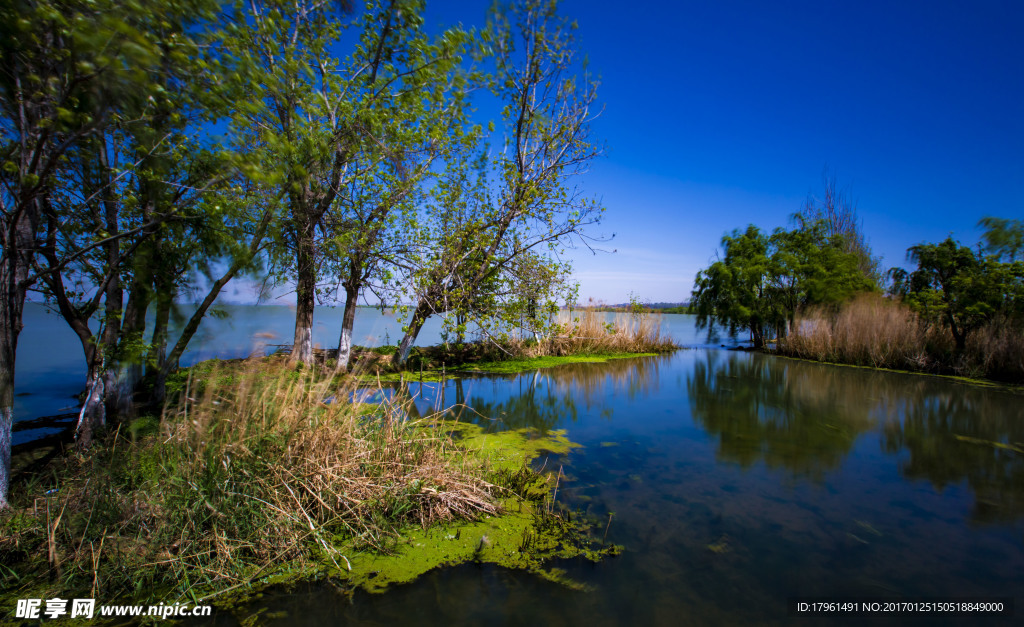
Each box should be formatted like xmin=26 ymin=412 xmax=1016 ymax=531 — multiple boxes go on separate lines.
xmin=0 ymin=361 xmax=502 ymax=604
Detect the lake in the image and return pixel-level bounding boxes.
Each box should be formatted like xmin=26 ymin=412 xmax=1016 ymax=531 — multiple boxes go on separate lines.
xmin=224 ymin=349 xmax=1022 ymax=626
xmin=11 ymin=303 xmax=710 ymax=443
xmin=13 ymin=305 xmax=1024 ymax=624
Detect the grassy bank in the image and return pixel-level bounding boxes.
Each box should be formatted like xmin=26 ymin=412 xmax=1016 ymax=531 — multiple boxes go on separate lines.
xmin=778 ymin=293 xmax=1024 ymax=383
xmin=350 ymin=309 xmax=677 ymax=381
xmin=0 ymin=360 xmax=618 ymax=617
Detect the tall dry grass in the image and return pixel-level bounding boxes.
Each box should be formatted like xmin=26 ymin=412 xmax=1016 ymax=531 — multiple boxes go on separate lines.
xmin=779 ymin=292 xmax=1024 ymax=382
xmin=780 ymin=293 xmax=933 ymax=369
xmin=965 ymin=316 xmax=1024 ymax=381
xmin=523 ymin=309 xmax=675 ymax=357
xmin=0 ymin=360 xmax=499 ymax=602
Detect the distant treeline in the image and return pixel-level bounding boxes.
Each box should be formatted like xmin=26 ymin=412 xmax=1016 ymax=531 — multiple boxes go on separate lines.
xmin=691 ymin=177 xmax=1023 ymax=382
xmin=583 ymin=302 xmax=693 ymax=314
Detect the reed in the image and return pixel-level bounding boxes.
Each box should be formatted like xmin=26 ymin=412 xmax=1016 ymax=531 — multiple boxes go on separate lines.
xmin=0 ymin=360 xmax=500 ymax=603
xmin=508 ymin=309 xmax=676 ymax=358
xmin=779 ymin=292 xmax=1024 ymax=382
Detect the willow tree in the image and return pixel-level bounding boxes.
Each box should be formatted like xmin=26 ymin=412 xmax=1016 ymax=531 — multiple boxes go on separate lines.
xmin=393 ymin=0 xmax=604 ymax=366
xmin=692 ymin=221 xmax=872 ymax=349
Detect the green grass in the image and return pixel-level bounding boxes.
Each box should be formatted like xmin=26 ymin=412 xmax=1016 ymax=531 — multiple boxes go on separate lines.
xmin=0 ymin=359 xmax=619 ymax=615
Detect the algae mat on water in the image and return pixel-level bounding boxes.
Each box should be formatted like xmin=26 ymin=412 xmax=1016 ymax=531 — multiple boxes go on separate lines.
xmin=306 ymin=421 xmax=617 ymax=595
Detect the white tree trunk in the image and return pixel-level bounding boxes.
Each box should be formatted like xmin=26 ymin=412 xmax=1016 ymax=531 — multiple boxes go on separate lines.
xmin=0 ymin=406 xmax=11 ymax=510
xmin=76 ymin=367 xmax=106 ymax=447
xmin=337 ymin=326 xmax=353 ymax=370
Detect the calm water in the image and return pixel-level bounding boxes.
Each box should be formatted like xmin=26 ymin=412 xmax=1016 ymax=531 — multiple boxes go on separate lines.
xmin=11 ymin=304 xmax=709 ymax=443
xmin=227 ymin=351 xmax=1021 ymax=626
xmin=14 ymin=306 xmax=1023 ymax=624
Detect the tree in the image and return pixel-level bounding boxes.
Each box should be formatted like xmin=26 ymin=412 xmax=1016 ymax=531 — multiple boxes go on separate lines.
xmin=691 ymin=220 xmax=873 ymax=349
xmin=25 ymin=0 xmax=246 ymax=443
xmin=323 ymin=11 xmax=472 ymax=370
xmin=978 ymin=216 xmax=1024 ymax=263
xmin=391 ymin=0 xmax=604 ymax=366
xmin=794 ymin=171 xmax=881 ymax=285
xmin=692 ymin=226 xmax=776 ymax=348
xmin=0 ymin=0 xmax=222 ymax=506
xmin=905 ymin=237 xmax=1023 ymax=352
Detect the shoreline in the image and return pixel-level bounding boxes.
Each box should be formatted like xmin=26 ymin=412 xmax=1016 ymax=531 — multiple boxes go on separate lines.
xmin=1 ymin=349 xmax=636 ymax=620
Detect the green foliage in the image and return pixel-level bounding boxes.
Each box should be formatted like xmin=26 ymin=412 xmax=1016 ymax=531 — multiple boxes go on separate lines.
xmin=692 ymin=220 xmax=874 ymax=348
xmin=978 ymin=216 xmax=1024 ymax=262
xmin=902 ymin=236 xmax=1024 ymax=351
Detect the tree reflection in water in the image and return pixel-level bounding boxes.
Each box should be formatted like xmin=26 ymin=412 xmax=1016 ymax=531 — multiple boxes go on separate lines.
xmin=382 ymin=355 xmax=671 ymax=435
xmin=687 ymin=350 xmax=878 ymax=479
xmin=688 ymin=349 xmax=1024 ymax=522
xmin=881 ymin=383 xmax=1024 ymax=523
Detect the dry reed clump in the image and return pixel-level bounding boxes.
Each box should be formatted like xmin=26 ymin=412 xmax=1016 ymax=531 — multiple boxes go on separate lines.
xmin=529 ymin=309 xmax=675 ymax=357
xmin=779 ymin=293 xmax=1024 ymax=382
xmin=0 ymin=360 xmax=499 ymax=602
xmin=965 ymin=317 xmax=1024 ymax=381
xmin=779 ymin=293 xmax=932 ymax=369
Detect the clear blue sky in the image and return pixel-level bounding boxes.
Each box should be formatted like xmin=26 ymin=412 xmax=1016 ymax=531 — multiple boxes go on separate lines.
xmin=423 ymin=0 xmax=1024 ymax=304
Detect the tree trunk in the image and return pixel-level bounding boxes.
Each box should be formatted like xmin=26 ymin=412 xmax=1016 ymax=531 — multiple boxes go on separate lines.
xmin=0 ymin=205 xmax=37 ymax=508
xmin=394 ymin=301 xmax=432 ymax=367
xmin=76 ymin=361 xmax=106 ymax=448
xmin=154 ymin=209 xmax=273 ymax=404
xmin=292 ymin=233 xmax=316 ymax=365
xmin=0 ymin=315 xmax=19 ymax=511
xmin=113 ymin=235 xmax=157 ymax=417
xmin=750 ymin=322 xmax=765 ymax=350
xmin=147 ymin=288 xmax=172 ymax=404
xmin=336 ymin=281 xmax=359 ymax=371
xmin=948 ymin=313 xmax=966 ymax=353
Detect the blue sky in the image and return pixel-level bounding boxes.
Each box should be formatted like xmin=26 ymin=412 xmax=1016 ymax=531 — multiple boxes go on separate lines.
xmin=422 ymin=0 xmax=1024 ymax=304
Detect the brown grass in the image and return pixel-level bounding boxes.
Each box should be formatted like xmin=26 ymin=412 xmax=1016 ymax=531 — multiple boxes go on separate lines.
xmin=523 ymin=309 xmax=676 ymax=357
xmin=0 ymin=360 xmax=500 ymax=601
xmin=779 ymin=292 xmax=1024 ymax=382
xmin=779 ymin=293 xmax=932 ymax=369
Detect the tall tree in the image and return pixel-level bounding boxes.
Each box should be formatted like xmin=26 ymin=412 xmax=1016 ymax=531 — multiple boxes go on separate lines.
xmin=692 ymin=221 xmax=872 ymax=349
xmin=0 ymin=0 xmax=219 ymax=505
xmin=324 ymin=11 xmax=472 ymax=370
xmin=794 ymin=172 xmax=881 ymax=286
xmin=692 ymin=226 xmax=775 ymax=349
xmin=392 ymin=0 xmax=605 ymax=366
xmin=232 ymin=0 xmax=468 ymax=365
xmin=27 ymin=0 xmax=240 ymax=443
xmin=905 ymin=237 xmax=1023 ymax=352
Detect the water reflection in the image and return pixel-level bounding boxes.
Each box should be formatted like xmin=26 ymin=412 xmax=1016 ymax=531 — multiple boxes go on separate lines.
xmin=686 ymin=351 xmax=877 ymax=479
xmin=687 ymin=350 xmax=1024 ymax=522
xmin=394 ymin=354 xmax=672 ymax=434
xmin=229 ymin=349 xmax=1024 ymax=626
xmin=882 ymin=386 xmax=1024 ymax=523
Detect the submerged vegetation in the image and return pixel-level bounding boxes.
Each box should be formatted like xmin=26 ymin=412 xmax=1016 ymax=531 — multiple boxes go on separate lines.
xmin=0 ymin=361 xmax=620 ymax=611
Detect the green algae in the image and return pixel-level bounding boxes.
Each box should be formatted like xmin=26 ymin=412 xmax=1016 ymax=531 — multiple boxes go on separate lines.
xmin=356 ymin=351 xmax=661 ymax=383
xmin=437 ymin=420 xmax=580 ymax=472
xmin=326 ymin=421 xmax=613 ymax=594
xmin=202 ymin=421 xmax=617 ymax=617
